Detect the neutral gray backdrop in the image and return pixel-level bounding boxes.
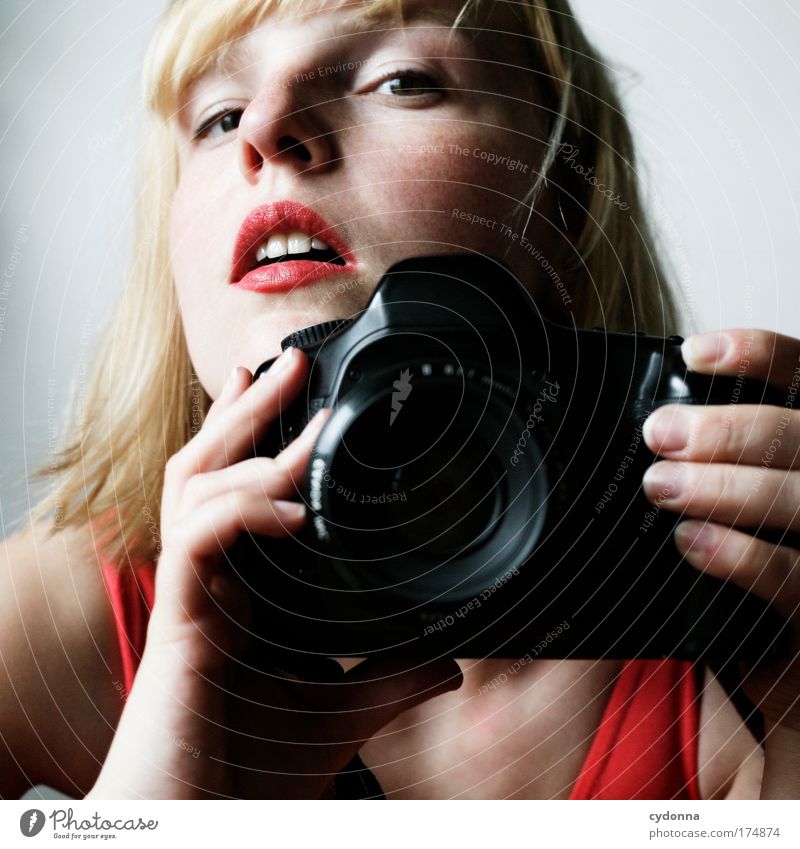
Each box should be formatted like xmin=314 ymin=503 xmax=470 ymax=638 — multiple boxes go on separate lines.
xmin=2 ymin=1 xmax=798 ymax=540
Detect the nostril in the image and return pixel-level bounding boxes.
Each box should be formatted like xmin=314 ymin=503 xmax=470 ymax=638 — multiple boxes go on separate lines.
xmin=277 ymin=135 xmax=312 ymax=162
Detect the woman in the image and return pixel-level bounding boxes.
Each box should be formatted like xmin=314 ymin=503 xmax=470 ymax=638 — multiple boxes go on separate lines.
xmin=4 ymin=0 xmax=798 ymax=799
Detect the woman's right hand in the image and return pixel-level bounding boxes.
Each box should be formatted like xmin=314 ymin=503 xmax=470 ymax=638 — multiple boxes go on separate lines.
xmin=88 ymin=347 xmax=462 ymax=799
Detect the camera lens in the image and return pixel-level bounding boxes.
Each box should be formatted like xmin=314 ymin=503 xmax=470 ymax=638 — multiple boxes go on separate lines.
xmin=309 ymin=370 xmax=547 ymax=604
xmin=338 ymin=404 xmax=504 ymax=560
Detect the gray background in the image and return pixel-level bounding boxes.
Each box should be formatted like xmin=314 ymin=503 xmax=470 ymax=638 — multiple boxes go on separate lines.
xmin=1 ymin=0 xmax=799 ymax=798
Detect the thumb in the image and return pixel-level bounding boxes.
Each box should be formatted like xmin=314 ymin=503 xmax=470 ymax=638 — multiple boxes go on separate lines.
xmin=311 ymin=658 xmax=463 ymax=766
xmin=347 ymin=656 xmax=464 ymax=711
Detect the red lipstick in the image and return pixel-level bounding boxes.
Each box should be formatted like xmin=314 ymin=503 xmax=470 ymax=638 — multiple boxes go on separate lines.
xmin=230 ymin=200 xmax=356 ymax=293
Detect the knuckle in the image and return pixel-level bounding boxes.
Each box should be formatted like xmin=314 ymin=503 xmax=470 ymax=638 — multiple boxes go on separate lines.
xmin=686 ymin=463 xmax=722 ymax=509
xmin=715 ymin=408 xmax=744 ymax=459
xmin=681 ymin=408 xmax=719 ymax=459
xmin=786 ymin=472 xmax=800 ymax=516
xmin=244 ymin=401 xmax=278 ymax=439
xmin=167 ymin=521 xmax=197 ymax=557
xmin=729 ymin=328 xmax=758 ymax=357
xmin=164 ymin=452 xmax=184 ymax=480
xmin=169 ymin=441 xmax=205 ymax=477
xmin=219 ymin=488 xmax=248 ymax=519
xmin=750 ymin=327 xmax=773 ymax=347
xmin=716 ymin=463 xmax=738 ymax=498
xmin=679 ymin=407 xmax=703 ymax=454
xmin=183 ymin=494 xmax=245 ymax=556
xmin=767 ymin=408 xmax=790 ymax=454
xmin=251 ymin=455 xmax=278 ymax=476
xmin=726 ymin=328 xmax=748 ymax=348
xmin=181 ymin=473 xmax=205 ymax=507
xmin=678 ymin=463 xmax=700 ymax=505
xmin=260 ymin=457 xmax=286 ymax=488
xmin=172 ymin=493 xmax=240 ymax=549
xmin=749 ymin=329 xmax=776 ymax=366
xmin=208 ymin=391 xmax=228 ymax=413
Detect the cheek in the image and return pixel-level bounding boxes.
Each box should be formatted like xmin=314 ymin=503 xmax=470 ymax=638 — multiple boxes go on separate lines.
xmin=169 ymin=178 xmax=213 ymax=294
xmin=169 ymin=154 xmax=238 ymax=291
xmin=168 ymin=177 xmax=234 ymax=395
xmin=356 ymin=133 xmax=541 ymax=264
xmin=169 ymin=188 xmax=204 ymax=342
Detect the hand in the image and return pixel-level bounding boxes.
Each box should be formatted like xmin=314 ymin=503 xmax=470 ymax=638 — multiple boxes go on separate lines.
xmin=641 ymin=329 xmax=800 ymax=732
xmin=90 ymin=347 xmax=462 ymax=799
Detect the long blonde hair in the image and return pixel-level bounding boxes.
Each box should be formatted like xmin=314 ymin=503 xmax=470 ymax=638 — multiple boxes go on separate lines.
xmin=28 ymin=0 xmax=679 ymax=568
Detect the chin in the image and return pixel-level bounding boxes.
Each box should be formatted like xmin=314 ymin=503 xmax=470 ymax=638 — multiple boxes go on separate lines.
xmin=236 ymin=309 xmax=333 ymax=367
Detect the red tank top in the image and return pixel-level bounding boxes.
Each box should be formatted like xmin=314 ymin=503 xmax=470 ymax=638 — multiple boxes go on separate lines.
xmin=100 ymin=560 xmax=701 ymax=799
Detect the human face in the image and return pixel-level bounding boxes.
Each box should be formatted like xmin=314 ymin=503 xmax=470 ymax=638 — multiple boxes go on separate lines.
xmin=169 ymin=0 xmax=555 ymax=399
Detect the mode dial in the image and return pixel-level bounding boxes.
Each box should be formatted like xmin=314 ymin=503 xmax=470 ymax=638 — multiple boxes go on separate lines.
xmin=280 ymin=318 xmax=354 ymax=351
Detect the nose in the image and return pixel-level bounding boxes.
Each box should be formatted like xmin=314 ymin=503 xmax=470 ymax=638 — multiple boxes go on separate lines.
xmin=236 ymin=81 xmax=337 ymax=182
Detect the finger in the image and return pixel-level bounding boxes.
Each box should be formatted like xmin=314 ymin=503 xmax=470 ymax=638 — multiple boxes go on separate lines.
xmin=674 ymin=519 xmax=800 ymax=622
xmin=643 ymin=403 xmax=800 ymax=469
xmin=207 ymin=571 xmax=253 ymax=656
xmin=229 ymin=658 xmax=462 ymax=798
xmin=682 ymin=329 xmax=800 ymax=395
xmin=173 ymin=346 xmax=309 ymax=478
xmin=642 ymin=460 xmax=800 ymax=532
xmin=301 ymin=658 xmax=463 ymax=750
xmin=161 ymin=367 xmax=261 ymax=532
xmin=274 ymin=407 xmax=334 ymax=475
xmin=178 ymin=409 xmax=332 ymax=518
xmin=158 ymin=490 xmax=308 ymax=622
xmin=203 ymin=366 xmax=252 ymax=426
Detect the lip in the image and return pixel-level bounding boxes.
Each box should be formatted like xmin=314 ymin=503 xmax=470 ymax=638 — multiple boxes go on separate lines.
xmin=230 ymin=200 xmax=357 ymax=293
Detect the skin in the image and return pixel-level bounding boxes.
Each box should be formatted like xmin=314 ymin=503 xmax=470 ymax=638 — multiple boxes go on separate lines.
xmin=2 ymin=0 xmax=795 ymax=800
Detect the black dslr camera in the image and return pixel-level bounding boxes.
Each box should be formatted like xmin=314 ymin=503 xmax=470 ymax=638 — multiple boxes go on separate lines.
xmin=233 ymin=254 xmax=789 ymax=661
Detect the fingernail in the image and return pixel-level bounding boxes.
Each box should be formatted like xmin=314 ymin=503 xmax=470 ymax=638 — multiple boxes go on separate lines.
xmin=273 ymin=500 xmax=306 ymax=521
xmin=642 ymin=462 xmax=683 ymax=502
xmin=643 ymin=407 xmax=690 ymax=453
xmin=682 ymin=332 xmax=732 ymax=366
xmin=675 ymin=520 xmax=715 ymax=554
xmin=305 ymin=408 xmax=331 ymax=438
xmin=259 ymin=348 xmax=296 ymax=380
xmin=432 ymin=663 xmax=464 ymax=695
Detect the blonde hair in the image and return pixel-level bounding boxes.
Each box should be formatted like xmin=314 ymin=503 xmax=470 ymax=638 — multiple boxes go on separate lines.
xmin=28 ymin=0 xmax=680 ymax=568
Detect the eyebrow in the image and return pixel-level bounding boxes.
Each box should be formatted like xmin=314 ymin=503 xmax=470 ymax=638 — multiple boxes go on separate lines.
xmin=212 ymin=6 xmax=469 ymax=79
xmin=332 ymin=7 xmax=467 ymax=38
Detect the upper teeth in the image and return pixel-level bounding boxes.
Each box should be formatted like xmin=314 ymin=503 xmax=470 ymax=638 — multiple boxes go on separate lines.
xmin=254 ymin=232 xmax=330 ymax=262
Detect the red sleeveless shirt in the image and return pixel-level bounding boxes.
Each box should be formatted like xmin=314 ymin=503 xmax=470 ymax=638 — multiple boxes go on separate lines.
xmin=100 ymin=560 xmax=701 ymax=799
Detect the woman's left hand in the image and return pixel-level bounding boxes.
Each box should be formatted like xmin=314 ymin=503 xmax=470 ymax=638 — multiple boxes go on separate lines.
xmin=642 ymin=328 xmax=800 ymax=732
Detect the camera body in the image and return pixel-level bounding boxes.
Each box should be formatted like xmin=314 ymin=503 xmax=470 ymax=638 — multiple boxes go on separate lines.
xmin=234 ymin=254 xmax=788 ymax=661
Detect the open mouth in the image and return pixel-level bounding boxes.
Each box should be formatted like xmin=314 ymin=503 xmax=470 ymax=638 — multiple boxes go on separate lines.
xmin=250 ymin=245 xmax=346 ymax=272
xmin=230 ymin=201 xmax=356 ymax=285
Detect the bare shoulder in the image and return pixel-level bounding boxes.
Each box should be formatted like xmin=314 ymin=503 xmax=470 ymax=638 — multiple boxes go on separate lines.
xmin=0 ymin=518 xmax=124 ymax=798
xmin=697 ymin=666 xmax=764 ymax=799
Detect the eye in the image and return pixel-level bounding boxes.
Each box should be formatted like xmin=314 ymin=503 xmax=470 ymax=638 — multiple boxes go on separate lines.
xmin=192 ymin=107 xmax=244 ymax=142
xmin=372 ymin=69 xmax=442 ymax=99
